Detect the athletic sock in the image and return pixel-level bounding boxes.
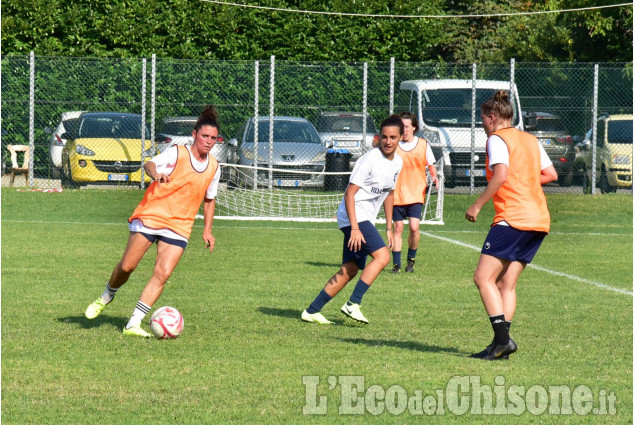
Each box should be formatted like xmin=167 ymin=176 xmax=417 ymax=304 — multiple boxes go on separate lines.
xmin=349 ymin=279 xmax=370 ymax=305
xmin=307 ymin=289 xmax=332 ymax=314
xmin=489 ymin=314 xmax=510 ymax=345
xmin=392 ymin=251 xmax=402 ymax=267
xmin=126 ymin=301 xmax=151 ymax=329
xmin=100 ymin=283 xmax=118 ymax=304
xmin=407 ymin=248 xmax=417 ymax=260
xmin=505 ymin=321 xmax=512 ymax=332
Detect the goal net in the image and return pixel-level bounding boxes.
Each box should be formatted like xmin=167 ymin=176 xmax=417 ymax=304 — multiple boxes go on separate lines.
xmin=202 ymin=159 xmax=444 ymax=224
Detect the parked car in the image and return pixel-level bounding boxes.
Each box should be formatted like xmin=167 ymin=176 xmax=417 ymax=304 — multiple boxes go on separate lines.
xmin=315 ymin=112 xmax=377 ymax=168
xmin=157 ymin=116 xmax=232 ymax=180
xmin=60 ymin=112 xmax=155 ymax=187
xmin=578 ymin=114 xmax=633 ymax=193
xmin=46 ymin=111 xmax=84 ymax=179
xmin=523 ymin=112 xmax=575 ymax=186
xmin=230 ymin=116 xmax=326 ymax=188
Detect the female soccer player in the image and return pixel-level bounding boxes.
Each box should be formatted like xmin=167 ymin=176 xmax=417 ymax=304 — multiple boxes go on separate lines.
xmin=390 ymin=112 xmax=439 ymax=274
xmin=465 ymin=91 xmax=557 ymax=359
xmin=84 ymin=105 xmax=222 ymax=337
xmin=301 ymin=115 xmax=404 ymax=325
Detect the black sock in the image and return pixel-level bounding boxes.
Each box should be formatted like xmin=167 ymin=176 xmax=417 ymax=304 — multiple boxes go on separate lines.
xmin=505 ymin=320 xmax=512 ymax=332
xmin=489 ymin=314 xmax=509 ymax=345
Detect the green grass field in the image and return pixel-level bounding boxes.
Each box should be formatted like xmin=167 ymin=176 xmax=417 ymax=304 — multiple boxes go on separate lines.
xmin=1 ymin=188 xmax=632 ymax=424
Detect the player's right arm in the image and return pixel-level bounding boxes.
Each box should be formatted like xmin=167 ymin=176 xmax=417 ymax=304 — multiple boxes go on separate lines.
xmin=344 ymin=183 xmax=365 ymax=252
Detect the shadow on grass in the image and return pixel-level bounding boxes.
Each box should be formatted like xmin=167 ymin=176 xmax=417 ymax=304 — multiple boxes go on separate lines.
xmin=58 ymin=314 xmax=126 ymax=330
xmin=305 ymin=261 xmax=341 ymax=268
xmin=257 ymin=307 xmax=303 ymax=320
xmin=337 ymin=337 xmax=460 ymax=355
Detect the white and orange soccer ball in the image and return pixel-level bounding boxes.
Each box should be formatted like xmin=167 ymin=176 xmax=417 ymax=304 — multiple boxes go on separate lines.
xmin=150 ymin=306 xmax=184 ymax=339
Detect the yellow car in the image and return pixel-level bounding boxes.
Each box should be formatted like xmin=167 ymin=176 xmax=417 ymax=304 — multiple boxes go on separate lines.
xmin=61 ymin=112 xmax=156 ymax=187
xmin=579 ymin=114 xmax=633 ymax=193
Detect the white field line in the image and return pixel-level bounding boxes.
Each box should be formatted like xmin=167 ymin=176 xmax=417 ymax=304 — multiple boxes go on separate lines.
xmin=3 ymin=219 xmax=632 ymax=296
xmin=420 ymin=231 xmax=633 ymax=297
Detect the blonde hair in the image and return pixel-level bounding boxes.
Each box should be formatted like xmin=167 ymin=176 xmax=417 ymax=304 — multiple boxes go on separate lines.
xmin=481 ymin=90 xmax=513 ymax=121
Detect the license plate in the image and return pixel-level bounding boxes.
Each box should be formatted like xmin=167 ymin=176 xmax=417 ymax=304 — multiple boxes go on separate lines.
xmin=334 ymin=141 xmax=360 ymax=148
xmin=276 ymin=179 xmax=301 ymax=187
xmin=539 ymin=138 xmax=551 ymax=145
xmin=465 ymin=169 xmax=486 ymax=177
xmin=108 ymin=174 xmax=129 ymax=181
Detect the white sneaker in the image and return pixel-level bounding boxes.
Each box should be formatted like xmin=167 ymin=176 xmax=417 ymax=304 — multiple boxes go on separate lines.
xmin=341 ymin=302 xmax=369 ymax=324
xmin=301 ymin=310 xmax=333 ymax=325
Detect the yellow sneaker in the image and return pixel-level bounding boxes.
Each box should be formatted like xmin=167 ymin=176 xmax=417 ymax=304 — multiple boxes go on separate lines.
xmin=122 ymin=325 xmax=153 ymax=338
xmin=301 ymin=310 xmax=333 ymax=325
xmin=85 ymin=297 xmax=108 ymax=319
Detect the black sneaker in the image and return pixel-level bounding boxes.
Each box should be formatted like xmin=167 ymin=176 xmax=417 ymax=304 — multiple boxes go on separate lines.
xmin=470 ymin=339 xmax=495 ymax=358
xmin=481 ymin=338 xmax=517 ymax=361
xmin=390 ymin=264 xmax=401 ymax=274
xmin=405 ymin=258 xmax=415 ymax=273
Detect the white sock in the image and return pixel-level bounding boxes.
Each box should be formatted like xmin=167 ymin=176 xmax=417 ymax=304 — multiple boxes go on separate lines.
xmin=126 ymin=301 xmax=151 ymax=329
xmin=100 ymin=283 xmax=118 ymax=304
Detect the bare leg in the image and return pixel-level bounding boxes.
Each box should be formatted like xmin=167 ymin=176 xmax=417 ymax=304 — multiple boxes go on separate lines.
xmin=323 ymin=261 xmax=359 ymax=298
xmin=407 ymin=217 xmax=421 ymax=250
xmin=473 ymin=254 xmax=509 ymax=316
xmin=496 ymin=261 xmax=526 ymax=322
xmin=108 ymin=232 xmax=154 ymax=289
xmin=138 ymin=240 xmax=185 ymax=306
xmin=359 ymin=246 xmax=391 ymax=284
xmin=392 ymin=220 xmax=404 ymax=255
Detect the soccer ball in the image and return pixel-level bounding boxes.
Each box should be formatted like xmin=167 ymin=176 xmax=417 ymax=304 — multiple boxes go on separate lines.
xmin=150 ymin=306 xmax=184 ymax=339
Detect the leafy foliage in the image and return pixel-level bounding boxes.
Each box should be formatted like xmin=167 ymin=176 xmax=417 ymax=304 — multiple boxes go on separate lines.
xmin=2 ymin=0 xmax=631 ymax=62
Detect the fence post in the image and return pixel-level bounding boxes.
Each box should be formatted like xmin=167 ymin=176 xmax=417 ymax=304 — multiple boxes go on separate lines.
xmin=590 ymin=63 xmax=599 ymax=194
xmin=253 ymin=60 xmax=259 ymax=190
xmin=362 ymin=62 xmax=368 ymax=155
xmin=151 ymin=54 xmax=156 ymax=156
xmin=510 ymin=58 xmax=516 ymax=122
xmin=470 ymin=63 xmax=477 ymax=195
xmin=389 ymin=57 xmax=395 ymax=115
xmin=140 ymin=58 xmax=147 ymax=189
xmin=268 ymin=55 xmax=275 ymax=190
xmin=29 ymin=51 xmax=35 ymax=187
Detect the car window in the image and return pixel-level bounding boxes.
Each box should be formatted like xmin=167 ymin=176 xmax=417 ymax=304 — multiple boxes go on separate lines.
xmin=317 ymin=116 xmax=376 ymax=133
xmin=535 ymin=118 xmax=567 ymax=132
xmin=247 ymin=121 xmax=321 ymax=144
xmin=162 ymin=121 xmax=195 ymax=136
xmin=608 ymin=120 xmax=633 ymax=144
xmin=79 ymin=116 xmax=149 ymax=139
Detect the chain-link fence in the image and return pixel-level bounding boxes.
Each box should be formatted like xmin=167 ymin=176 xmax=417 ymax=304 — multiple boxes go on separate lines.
xmin=1 ymin=54 xmax=632 ymax=194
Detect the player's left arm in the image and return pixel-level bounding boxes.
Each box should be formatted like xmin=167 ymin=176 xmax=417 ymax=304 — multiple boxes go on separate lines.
xmin=202 ymin=197 xmax=215 ymax=253
xmin=383 ymin=190 xmax=395 ymax=249
xmin=425 ymin=143 xmax=439 ymax=188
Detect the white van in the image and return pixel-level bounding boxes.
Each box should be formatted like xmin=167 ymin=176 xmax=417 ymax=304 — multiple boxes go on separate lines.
xmin=398 ymin=79 xmax=523 ymax=187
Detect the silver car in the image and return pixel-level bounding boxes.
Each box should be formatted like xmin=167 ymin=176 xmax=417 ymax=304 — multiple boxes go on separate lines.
xmin=47 ymin=111 xmax=84 ymax=178
xmin=316 ymin=112 xmax=377 ymax=167
xmin=230 ymin=116 xmax=326 ymax=188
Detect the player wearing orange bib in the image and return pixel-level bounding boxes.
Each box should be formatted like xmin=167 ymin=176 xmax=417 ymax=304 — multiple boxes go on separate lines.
xmin=390 ymin=112 xmax=438 ymax=274
xmin=84 ymin=106 xmax=222 ymax=337
xmin=465 ymin=92 xmax=557 ymax=360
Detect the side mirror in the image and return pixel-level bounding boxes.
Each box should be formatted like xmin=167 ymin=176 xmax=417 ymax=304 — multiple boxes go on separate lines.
xmin=572 ymin=135 xmax=582 ymax=143
xmin=228 ymin=138 xmax=238 ymax=148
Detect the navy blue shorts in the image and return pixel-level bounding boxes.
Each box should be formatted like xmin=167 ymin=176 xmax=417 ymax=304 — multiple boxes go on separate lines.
xmin=140 ymin=232 xmax=188 ymax=249
xmin=481 ymin=225 xmax=546 ymax=264
xmin=340 ymin=221 xmax=386 ymax=270
xmin=393 ymin=203 xmax=423 ymax=221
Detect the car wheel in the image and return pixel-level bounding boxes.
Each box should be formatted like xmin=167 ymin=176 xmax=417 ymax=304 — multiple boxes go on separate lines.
xmin=557 ymin=172 xmax=573 ymax=187
xmin=599 ymin=168 xmax=615 ymax=193
xmin=61 ymin=160 xmax=78 ymax=189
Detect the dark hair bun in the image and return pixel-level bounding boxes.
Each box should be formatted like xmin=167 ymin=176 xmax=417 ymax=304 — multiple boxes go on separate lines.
xmin=494 ymin=90 xmax=509 ymax=102
xmin=200 ymin=105 xmax=218 ymax=122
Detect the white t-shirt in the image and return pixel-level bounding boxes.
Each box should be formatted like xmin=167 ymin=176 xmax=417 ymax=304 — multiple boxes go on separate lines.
xmin=128 ymin=145 xmax=220 ymax=242
xmin=336 ymin=148 xmax=403 ymax=228
xmin=487 ymin=135 xmax=552 ymax=170
xmin=398 ymin=136 xmax=436 ymax=165
xmin=150 ymin=145 xmax=220 ymax=199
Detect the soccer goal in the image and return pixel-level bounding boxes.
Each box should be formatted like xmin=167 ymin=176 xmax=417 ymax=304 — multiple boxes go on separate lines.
xmin=203 ymin=159 xmax=444 ymax=224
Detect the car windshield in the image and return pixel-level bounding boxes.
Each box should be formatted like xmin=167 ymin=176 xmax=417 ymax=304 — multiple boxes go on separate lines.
xmin=79 ymin=116 xmax=149 ymax=139
xmin=535 ymin=118 xmax=567 ymax=132
xmin=246 ymin=120 xmax=321 ymax=144
xmin=162 ymin=121 xmax=195 ymax=136
xmin=422 ymin=88 xmax=519 ymax=127
xmin=608 ymin=120 xmax=633 ymax=144
xmin=316 ymin=115 xmax=376 ymax=133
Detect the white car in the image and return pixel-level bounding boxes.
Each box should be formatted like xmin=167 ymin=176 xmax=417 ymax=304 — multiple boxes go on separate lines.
xmin=47 ymin=111 xmax=84 ymax=178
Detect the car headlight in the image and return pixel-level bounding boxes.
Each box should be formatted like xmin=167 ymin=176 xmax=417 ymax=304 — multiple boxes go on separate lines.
xmin=421 ymin=130 xmax=441 ymax=145
xmin=144 ymin=144 xmax=157 ymax=158
xmin=76 ymin=145 xmax=95 ymax=156
xmin=311 ymin=151 xmax=326 ymax=163
xmin=612 ymin=154 xmax=630 ymax=165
